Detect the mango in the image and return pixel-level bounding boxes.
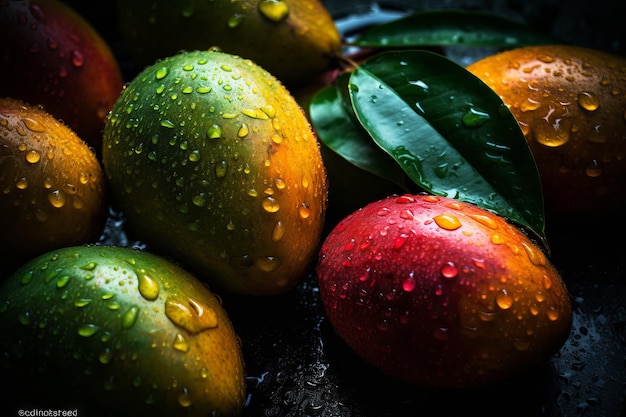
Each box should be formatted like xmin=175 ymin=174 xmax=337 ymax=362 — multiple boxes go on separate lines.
xmin=0 ymin=97 xmax=107 ymax=274
xmin=115 ymin=0 xmax=342 ymax=88
xmin=102 ymin=50 xmax=328 ymax=296
xmin=467 ymin=45 xmax=626 ymax=217
xmin=0 ymin=0 xmax=124 ymax=149
xmin=0 ymin=245 xmax=246 ymax=416
xmin=317 ymin=194 xmax=572 ymax=389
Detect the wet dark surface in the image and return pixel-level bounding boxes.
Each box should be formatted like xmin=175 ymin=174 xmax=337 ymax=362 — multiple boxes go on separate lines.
xmin=24 ymin=0 xmax=626 ymax=416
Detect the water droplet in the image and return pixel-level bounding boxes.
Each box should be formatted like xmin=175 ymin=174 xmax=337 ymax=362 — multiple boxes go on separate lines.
xmin=577 ymin=91 xmax=600 ymax=112
xmin=78 ymin=323 xmax=100 ymax=337
xmin=241 ymin=108 xmax=269 ymax=119
xmin=22 ymin=117 xmax=46 ymax=132
xmin=215 ymin=160 xmax=228 ymax=178
xmin=491 ymin=234 xmax=505 ymax=245
xmin=237 ymin=124 xmax=249 ymax=138
xmin=165 ymin=297 xmax=218 ymax=334
xmin=546 ymin=307 xmax=560 ymax=321
xmin=272 ymin=221 xmax=285 ymax=241
xmin=258 ymin=0 xmax=289 ymax=22
xmin=531 ymin=119 xmax=570 ymax=147
xmin=16 ymin=178 xmax=29 ymax=190
xmin=160 ymin=119 xmax=175 ymax=129
xmin=496 ymin=289 xmax=513 ymax=310
xmin=188 ymin=150 xmax=201 ymax=162
xmin=255 ymin=256 xmax=281 ymax=272
xmin=585 ymin=159 xmax=602 ymax=177
xmin=402 ymin=274 xmax=416 ymax=292
xmin=298 ymin=202 xmax=311 ymax=219
xmin=468 ymin=213 xmax=498 ymax=229
xmin=75 ymin=298 xmax=91 ymax=308
xmin=228 ymin=14 xmax=243 ymax=28
xmin=433 ymin=214 xmax=462 ymax=230
xmin=262 ymin=196 xmax=280 ymax=213
xmin=99 ymin=348 xmax=113 ymax=364
xmin=192 ymin=193 xmax=206 ymax=207
xmin=522 ymin=242 xmax=546 ymax=266
xmin=207 ymin=124 xmax=222 ymax=139
xmin=48 ymin=190 xmax=66 ymax=208
xmin=433 ymin=327 xmax=449 ymax=341
xmin=520 ymin=98 xmax=541 ymax=112
xmin=156 ymin=67 xmax=169 ymax=80
xmin=462 ymin=107 xmax=490 ymax=127
xmin=137 ymin=269 xmax=159 ymax=301
xmin=121 ymin=306 xmax=140 ymax=329
xmin=393 ymin=233 xmax=409 ymax=249
xmin=172 ymin=333 xmax=190 ymax=352
xmin=56 ymin=274 xmax=71 ymax=288
xmin=177 ymin=388 xmax=192 ymax=407
xmin=70 ymin=50 xmax=84 ymax=67
xmin=422 ymin=195 xmax=440 ymax=204
xmin=440 ymin=262 xmax=458 ymax=278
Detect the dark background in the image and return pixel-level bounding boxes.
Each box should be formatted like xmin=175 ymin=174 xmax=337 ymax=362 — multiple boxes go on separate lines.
xmin=56 ymin=1 xmax=626 ymax=416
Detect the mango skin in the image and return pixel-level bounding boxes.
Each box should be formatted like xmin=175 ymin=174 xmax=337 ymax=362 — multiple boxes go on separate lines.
xmin=317 ymin=194 xmax=572 ymax=389
xmin=0 ymin=98 xmax=107 ymax=274
xmin=0 ymin=0 xmax=124 ymax=149
xmin=102 ymin=50 xmax=328 ymax=296
xmin=115 ymin=0 xmax=342 ymax=88
xmin=467 ymin=45 xmax=626 ymax=217
xmin=0 ymin=245 xmax=246 ymax=417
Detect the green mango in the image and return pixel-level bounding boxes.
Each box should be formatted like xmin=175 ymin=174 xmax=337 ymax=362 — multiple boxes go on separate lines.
xmin=116 ymin=0 xmax=342 ymax=88
xmin=102 ymin=50 xmax=328 ymax=296
xmin=0 ymin=245 xmax=246 ymax=417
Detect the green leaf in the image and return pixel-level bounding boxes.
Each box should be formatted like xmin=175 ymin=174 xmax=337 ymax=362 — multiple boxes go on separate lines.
xmin=351 ymin=10 xmax=563 ymax=49
xmin=348 ymin=50 xmax=546 ymax=242
xmin=309 ymin=73 xmax=411 ymax=190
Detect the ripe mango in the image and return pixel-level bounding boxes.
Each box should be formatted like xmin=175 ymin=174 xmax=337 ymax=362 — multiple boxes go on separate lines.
xmin=0 ymin=245 xmax=246 ymax=416
xmin=115 ymin=0 xmax=342 ymax=88
xmin=317 ymin=194 xmax=572 ymax=389
xmin=0 ymin=97 xmax=107 ymax=274
xmin=467 ymin=45 xmax=626 ymax=216
xmin=102 ymin=50 xmax=328 ymax=296
xmin=0 ymin=0 xmax=124 ymax=149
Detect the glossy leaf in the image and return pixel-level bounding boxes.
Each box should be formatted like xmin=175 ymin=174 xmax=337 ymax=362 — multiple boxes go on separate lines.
xmin=310 ymin=73 xmax=411 ymax=190
xmin=352 ymin=10 xmax=562 ymax=49
xmin=348 ymin=50 xmax=545 ymax=241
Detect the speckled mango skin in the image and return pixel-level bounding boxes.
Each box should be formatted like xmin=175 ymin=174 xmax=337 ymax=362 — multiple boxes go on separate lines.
xmin=0 ymin=245 xmax=245 ymax=417
xmin=467 ymin=45 xmax=626 ymax=216
xmin=0 ymin=98 xmax=107 ymax=274
xmin=317 ymin=194 xmax=572 ymax=389
xmin=102 ymin=50 xmax=328 ymax=296
xmin=116 ymin=0 xmax=342 ymax=89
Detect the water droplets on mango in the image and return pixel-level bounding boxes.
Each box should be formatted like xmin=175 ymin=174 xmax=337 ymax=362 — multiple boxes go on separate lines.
xmin=262 ymin=196 xmax=280 ymax=213
xmin=78 ymin=323 xmax=100 ymax=337
xmin=255 ymin=256 xmax=281 ymax=272
xmin=433 ymin=213 xmax=462 ymax=230
xmin=172 ymin=333 xmax=190 ymax=353
xmin=206 ymin=124 xmax=222 ymax=139
xmin=215 ymin=160 xmax=228 ymax=178
xmin=495 ymin=289 xmax=514 ymax=310
xmin=48 ymin=189 xmax=66 ymax=208
xmin=164 ymin=296 xmax=218 ymax=334
xmin=258 ymin=0 xmax=289 ymax=22
xmin=136 ymin=268 xmax=160 ymax=301
xmin=577 ymin=91 xmax=601 ymax=112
